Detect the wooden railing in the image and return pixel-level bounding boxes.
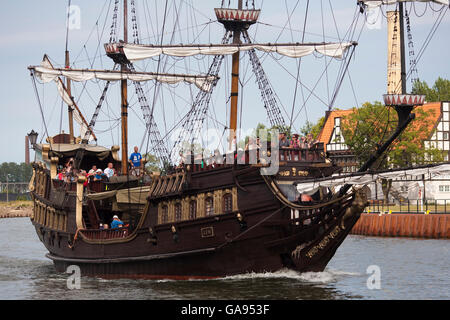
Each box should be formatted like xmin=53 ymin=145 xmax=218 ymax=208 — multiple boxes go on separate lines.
xmin=184 ymin=144 xmax=326 ymax=173
xmin=80 ymin=227 xmax=129 ymax=240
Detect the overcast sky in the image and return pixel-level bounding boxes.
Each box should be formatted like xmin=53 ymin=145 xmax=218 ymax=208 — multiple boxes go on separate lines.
xmin=1 ymin=0 xmax=449 ymax=164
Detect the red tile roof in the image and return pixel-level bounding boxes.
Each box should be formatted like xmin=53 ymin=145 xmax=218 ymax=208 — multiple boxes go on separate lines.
xmin=317 ymin=102 xmax=442 ymax=152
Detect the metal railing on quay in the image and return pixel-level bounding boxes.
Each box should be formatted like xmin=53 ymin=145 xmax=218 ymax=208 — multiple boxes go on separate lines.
xmin=365 ymin=199 xmax=450 ymax=214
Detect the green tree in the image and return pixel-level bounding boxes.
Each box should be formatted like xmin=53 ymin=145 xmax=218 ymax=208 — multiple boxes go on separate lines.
xmin=341 ymin=101 xmax=444 ymax=203
xmin=412 ymin=77 xmax=450 ymax=102
xmin=241 ymin=123 xmax=286 ymax=146
xmin=300 ymin=117 xmax=325 ymax=139
xmin=0 ymin=162 xmax=33 ymax=183
xmin=143 ymin=153 xmax=162 ymax=173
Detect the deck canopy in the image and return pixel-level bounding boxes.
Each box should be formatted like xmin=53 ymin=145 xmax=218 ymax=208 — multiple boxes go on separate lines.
xmin=86 ymin=186 xmax=150 ymax=205
xmin=36 ymin=143 xmax=114 ymax=160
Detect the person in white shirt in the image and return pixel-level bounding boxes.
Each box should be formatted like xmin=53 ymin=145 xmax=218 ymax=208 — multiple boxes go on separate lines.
xmin=104 ymin=162 xmax=115 ymax=178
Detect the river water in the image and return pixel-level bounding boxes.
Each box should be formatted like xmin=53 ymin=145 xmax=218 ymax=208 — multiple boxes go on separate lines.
xmin=0 ymin=218 xmax=448 ymax=300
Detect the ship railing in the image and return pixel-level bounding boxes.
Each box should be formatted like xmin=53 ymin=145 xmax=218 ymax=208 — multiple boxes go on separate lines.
xmin=52 ymin=179 xmax=77 ymax=192
xmin=87 ymin=179 xmax=106 ymax=193
xmin=290 ymin=195 xmax=353 ymax=226
xmin=280 ymin=142 xmax=325 ymax=163
xmin=79 ymin=227 xmax=129 ymax=240
xmin=186 ymin=144 xmax=326 ymax=173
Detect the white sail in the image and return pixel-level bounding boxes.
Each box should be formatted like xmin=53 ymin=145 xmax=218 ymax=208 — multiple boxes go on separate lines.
xmin=31 ymin=63 xmax=218 ymax=92
xmin=38 ymin=56 xmax=95 ymax=142
xmin=359 ymin=0 xmax=449 ymax=8
xmin=119 ymin=42 xmax=356 ymax=62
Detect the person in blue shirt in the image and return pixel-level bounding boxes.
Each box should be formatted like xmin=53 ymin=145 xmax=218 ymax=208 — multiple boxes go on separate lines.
xmin=93 ymin=169 xmax=106 ymax=181
xmin=129 ymin=146 xmax=143 ymax=176
xmin=110 ymin=215 xmax=124 ymax=229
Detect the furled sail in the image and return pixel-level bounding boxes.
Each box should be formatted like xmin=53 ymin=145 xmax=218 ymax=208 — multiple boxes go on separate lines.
xmin=117 ymin=42 xmax=357 ymax=62
xmin=32 ymin=56 xmax=96 ymax=142
xmin=30 ymin=62 xmax=218 ymax=92
xmin=359 ymin=0 xmax=449 ymax=8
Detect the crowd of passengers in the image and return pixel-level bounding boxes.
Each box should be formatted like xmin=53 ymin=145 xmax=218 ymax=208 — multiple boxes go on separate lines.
xmin=278 ymin=132 xmax=318 ymax=149
xmin=54 ymin=146 xmax=144 ymax=184
xmin=176 ymin=131 xmax=320 ymax=169
xmin=53 ymin=131 xmax=320 ymax=181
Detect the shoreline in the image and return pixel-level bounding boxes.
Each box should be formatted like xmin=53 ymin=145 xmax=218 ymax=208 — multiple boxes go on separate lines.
xmin=0 ymin=201 xmax=33 ymax=219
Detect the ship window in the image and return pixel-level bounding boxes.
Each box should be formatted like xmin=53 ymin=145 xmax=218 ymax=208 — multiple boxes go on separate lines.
xmin=223 ymin=193 xmax=232 ymax=213
xmin=175 ymin=203 xmax=182 ymax=221
xmin=161 ymin=205 xmax=168 ymax=224
xmin=205 ymin=197 xmax=214 ymax=216
xmin=189 ymin=200 xmax=197 ymax=219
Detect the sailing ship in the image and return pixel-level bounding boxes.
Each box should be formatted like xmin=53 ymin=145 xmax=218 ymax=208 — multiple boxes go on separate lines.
xmin=26 ymin=0 xmax=448 ymax=279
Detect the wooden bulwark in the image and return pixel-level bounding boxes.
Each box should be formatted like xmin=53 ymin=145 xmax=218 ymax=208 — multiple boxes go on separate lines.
xmin=148 ymin=172 xmax=186 ymax=199
xmin=351 ymin=213 xmax=449 ymax=239
xmin=32 ymin=199 xmax=67 ymax=232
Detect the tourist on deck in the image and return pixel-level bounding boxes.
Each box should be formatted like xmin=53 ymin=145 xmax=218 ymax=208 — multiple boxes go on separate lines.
xmin=245 ymin=137 xmax=260 ymax=164
xmin=110 ymin=215 xmax=124 ymax=229
xmin=104 ymin=163 xmax=115 ymax=178
xmin=194 ymin=152 xmax=205 ymax=169
xmin=88 ymin=165 xmax=97 ymax=177
xmin=93 ymin=169 xmax=106 ymax=181
xmin=65 ymin=158 xmax=74 ymax=174
xmin=289 ymin=134 xmax=301 ymax=161
xmin=79 ymin=170 xmax=88 ymax=188
xmin=279 ymin=132 xmax=290 ymax=161
xmin=306 ymin=133 xmax=317 ymax=149
xmin=290 ymin=134 xmax=301 ymax=149
xmin=55 ymin=166 xmax=64 ymax=181
xmin=177 ymin=151 xmax=186 ymax=169
xmin=227 ymin=136 xmax=237 ymax=154
xmin=300 ymin=137 xmax=308 ymax=149
xmin=211 ymin=149 xmax=224 ymax=167
xmin=278 ymin=132 xmax=290 ymax=148
xmin=129 ymin=146 xmax=143 ymax=176
xmin=296 ymin=192 xmax=313 ymax=204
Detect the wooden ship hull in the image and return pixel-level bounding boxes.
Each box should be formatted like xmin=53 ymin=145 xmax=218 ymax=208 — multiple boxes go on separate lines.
xmin=29 ymin=144 xmax=367 ymax=279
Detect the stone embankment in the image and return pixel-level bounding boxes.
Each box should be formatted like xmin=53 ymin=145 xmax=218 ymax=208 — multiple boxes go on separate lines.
xmin=0 ymin=202 xmax=33 ymax=219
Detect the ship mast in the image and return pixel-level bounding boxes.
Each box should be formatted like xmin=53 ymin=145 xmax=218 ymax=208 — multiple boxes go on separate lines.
xmin=65 ymin=0 xmax=74 ymax=143
xmin=121 ymin=0 xmax=129 ymax=174
xmin=229 ymin=0 xmax=243 ymax=149
xmin=338 ymin=0 xmax=432 ymax=196
xmin=65 ymin=50 xmax=74 ymax=143
xmin=398 ymin=2 xmax=407 ymax=95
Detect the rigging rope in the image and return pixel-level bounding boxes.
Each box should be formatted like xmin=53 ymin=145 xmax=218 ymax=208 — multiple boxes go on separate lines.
xmin=30 ymin=71 xmax=53 ymax=150
xmin=289 ymin=0 xmax=309 ymax=130
xmin=82 ymin=64 xmax=119 ymax=142
xmin=169 ymin=31 xmax=231 ymax=163
xmin=405 ymin=8 xmax=419 ymax=87
xmin=242 ymin=31 xmax=286 ymax=128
